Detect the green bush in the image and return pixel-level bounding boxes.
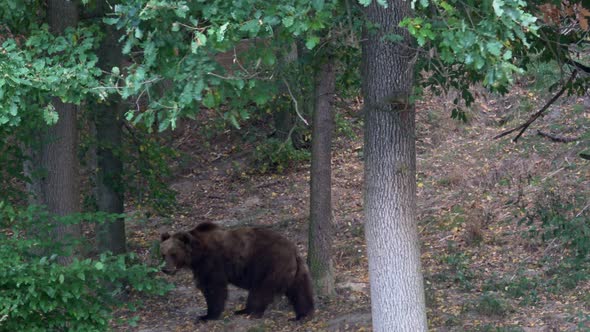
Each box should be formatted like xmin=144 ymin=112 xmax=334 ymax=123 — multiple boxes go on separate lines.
xmin=523 ymin=190 xmax=590 ymax=259
xmin=252 ymin=138 xmax=310 ymax=174
xmin=474 ymin=293 xmax=511 ymax=317
xmin=0 ymin=205 xmax=171 ymax=331
xmin=483 ymin=274 xmax=539 ymax=305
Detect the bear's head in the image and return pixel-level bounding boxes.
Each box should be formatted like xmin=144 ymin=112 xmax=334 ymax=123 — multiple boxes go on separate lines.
xmin=159 ymin=231 xmax=193 ymax=275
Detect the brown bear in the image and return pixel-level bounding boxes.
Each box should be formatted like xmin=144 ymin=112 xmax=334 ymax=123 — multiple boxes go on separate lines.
xmin=159 ymin=222 xmax=314 ymax=321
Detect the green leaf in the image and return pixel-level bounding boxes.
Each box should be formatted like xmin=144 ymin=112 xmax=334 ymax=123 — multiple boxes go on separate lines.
xmin=282 ymin=16 xmax=294 ymax=28
xmin=196 ymin=32 xmax=207 ymax=45
xmin=358 ymin=0 xmax=371 ymax=7
xmin=312 ymin=0 xmax=325 ymax=11
xmin=486 ymin=41 xmax=503 ymax=56
xmin=174 ymin=4 xmax=189 ymax=18
xmin=202 ymin=92 xmax=216 ymax=108
xmin=158 ymin=117 xmax=171 ymax=132
xmin=134 ymin=28 xmax=143 ymax=39
xmin=95 ymin=262 xmax=104 ymax=270
xmin=43 ymin=104 xmax=59 ymax=125
xmin=492 ymin=0 xmax=505 ymax=16
xmin=305 ymin=36 xmax=320 ymax=50
xmin=229 ymin=114 xmax=240 ymax=129
xmin=9 ymin=102 xmax=18 ymax=116
xmin=240 ymin=20 xmax=261 ymax=37
xmin=59 ymin=274 xmax=64 ymax=284
xmin=262 ymin=51 xmax=276 ymax=66
xmin=217 ymin=23 xmax=229 ymax=42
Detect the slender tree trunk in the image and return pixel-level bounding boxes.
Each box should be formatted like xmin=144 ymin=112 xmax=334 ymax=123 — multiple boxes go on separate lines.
xmin=274 ymin=42 xmax=299 ymax=143
xmin=361 ymin=1 xmax=427 ymax=330
xmin=93 ymin=0 xmax=126 ymax=255
xmin=34 ymin=0 xmax=82 ymax=265
xmin=308 ymin=57 xmax=336 ymax=297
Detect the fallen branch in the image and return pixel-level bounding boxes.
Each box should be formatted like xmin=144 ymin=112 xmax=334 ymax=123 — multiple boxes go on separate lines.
xmin=537 ymin=130 xmax=580 ymax=143
xmin=494 ymin=70 xmax=578 ymax=142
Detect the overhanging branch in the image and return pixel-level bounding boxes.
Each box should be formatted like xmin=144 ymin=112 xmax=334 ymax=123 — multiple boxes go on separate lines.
xmin=494 ymin=70 xmax=578 ymax=142
xmin=565 ymin=58 xmax=590 ymax=73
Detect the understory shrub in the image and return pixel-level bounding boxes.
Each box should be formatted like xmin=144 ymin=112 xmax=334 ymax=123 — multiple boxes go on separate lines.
xmin=523 ymin=189 xmax=590 ymax=259
xmin=0 ymin=204 xmax=171 ymax=331
xmin=252 ymin=138 xmax=310 ymax=173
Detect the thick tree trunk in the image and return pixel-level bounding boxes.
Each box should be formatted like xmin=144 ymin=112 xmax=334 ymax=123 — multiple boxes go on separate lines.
xmin=35 ymin=0 xmax=82 ymax=265
xmin=361 ymin=1 xmax=427 ymax=331
xmin=308 ymin=58 xmax=336 ymax=297
xmin=93 ymin=0 xmax=126 ymax=255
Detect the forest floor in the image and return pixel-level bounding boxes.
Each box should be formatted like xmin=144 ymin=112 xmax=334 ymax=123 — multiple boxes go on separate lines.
xmin=114 ymin=80 xmax=589 ymax=331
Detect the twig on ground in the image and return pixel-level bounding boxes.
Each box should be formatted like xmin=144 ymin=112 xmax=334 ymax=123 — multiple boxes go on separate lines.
xmin=537 ymin=130 xmax=580 ymax=143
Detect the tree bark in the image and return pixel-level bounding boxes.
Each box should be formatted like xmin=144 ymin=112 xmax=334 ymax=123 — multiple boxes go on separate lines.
xmin=361 ymin=1 xmax=427 ymax=331
xmin=34 ymin=0 xmax=82 ymax=265
xmin=274 ymin=42 xmax=299 ymax=144
xmin=308 ymin=57 xmax=336 ymax=297
xmin=93 ymin=0 xmax=126 ymax=255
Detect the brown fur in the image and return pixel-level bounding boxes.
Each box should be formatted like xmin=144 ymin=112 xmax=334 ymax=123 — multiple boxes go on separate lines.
xmin=160 ymin=222 xmax=314 ymax=321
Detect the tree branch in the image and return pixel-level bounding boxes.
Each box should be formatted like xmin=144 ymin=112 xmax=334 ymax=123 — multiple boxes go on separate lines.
xmin=282 ymin=78 xmax=309 ymax=126
xmin=565 ymin=58 xmax=590 ymax=73
xmin=493 ymin=70 xmax=577 ymax=142
xmin=537 ymin=130 xmax=580 ymax=143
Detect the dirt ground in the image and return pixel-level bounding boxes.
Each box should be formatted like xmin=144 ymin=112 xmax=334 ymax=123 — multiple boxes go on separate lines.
xmin=114 ymin=86 xmax=589 ymax=331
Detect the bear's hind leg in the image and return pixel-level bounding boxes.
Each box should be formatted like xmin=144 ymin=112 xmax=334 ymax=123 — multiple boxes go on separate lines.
xmin=235 ymin=288 xmax=274 ymax=318
xmin=286 ymin=282 xmax=314 ymax=320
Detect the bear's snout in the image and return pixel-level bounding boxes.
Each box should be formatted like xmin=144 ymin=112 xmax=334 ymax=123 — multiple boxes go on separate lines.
xmin=161 ymin=267 xmax=177 ymax=275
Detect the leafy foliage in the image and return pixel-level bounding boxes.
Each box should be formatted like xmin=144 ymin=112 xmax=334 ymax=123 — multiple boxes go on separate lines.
xmin=483 ymin=274 xmax=540 ymax=305
xmin=0 ymin=203 xmax=171 ymax=331
xmin=122 ymin=127 xmax=178 ymax=215
xmin=474 ymin=292 xmax=512 ymax=317
xmin=0 ymin=25 xmax=103 ymax=127
xmin=402 ymin=0 xmax=539 ymax=107
xmin=523 ymin=189 xmax=589 ymax=259
xmin=109 ymin=0 xmax=347 ymax=131
xmin=404 ymin=0 xmax=590 ymax=111
xmin=252 ymin=138 xmax=310 ymax=174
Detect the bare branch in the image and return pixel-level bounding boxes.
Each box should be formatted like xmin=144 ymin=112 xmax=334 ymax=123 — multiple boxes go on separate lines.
xmin=282 ymin=78 xmax=309 ymax=126
xmin=494 ymin=70 xmax=578 ymax=142
xmin=565 ymin=58 xmax=590 ymax=73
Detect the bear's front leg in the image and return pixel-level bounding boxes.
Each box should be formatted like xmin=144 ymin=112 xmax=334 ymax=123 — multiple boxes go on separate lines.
xmin=198 ymin=283 xmax=228 ymax=321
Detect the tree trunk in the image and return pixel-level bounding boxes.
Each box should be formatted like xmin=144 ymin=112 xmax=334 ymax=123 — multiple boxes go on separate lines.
xmin=361 ymin=1 xmax=427 ymax=330
xmin=308 ymin=57 xmax=336 ymax=297
xmin=93 ymin=0 xmax=126 ymax=255
xmin=33 ymin=0 xmax=82 ymax=265
xmin=274 ymin=42 xmax=299 ymax=144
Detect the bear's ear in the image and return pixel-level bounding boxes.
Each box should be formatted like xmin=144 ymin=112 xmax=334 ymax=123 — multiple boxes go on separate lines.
xmin=161 ymin=232 xmax=171 ymax=242
xmin=175 ymin=232 xmax=192 ymax=245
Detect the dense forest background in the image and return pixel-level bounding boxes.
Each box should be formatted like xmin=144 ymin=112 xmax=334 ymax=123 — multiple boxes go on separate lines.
xmin=0 ymin=0 xmax=588 ymax=331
